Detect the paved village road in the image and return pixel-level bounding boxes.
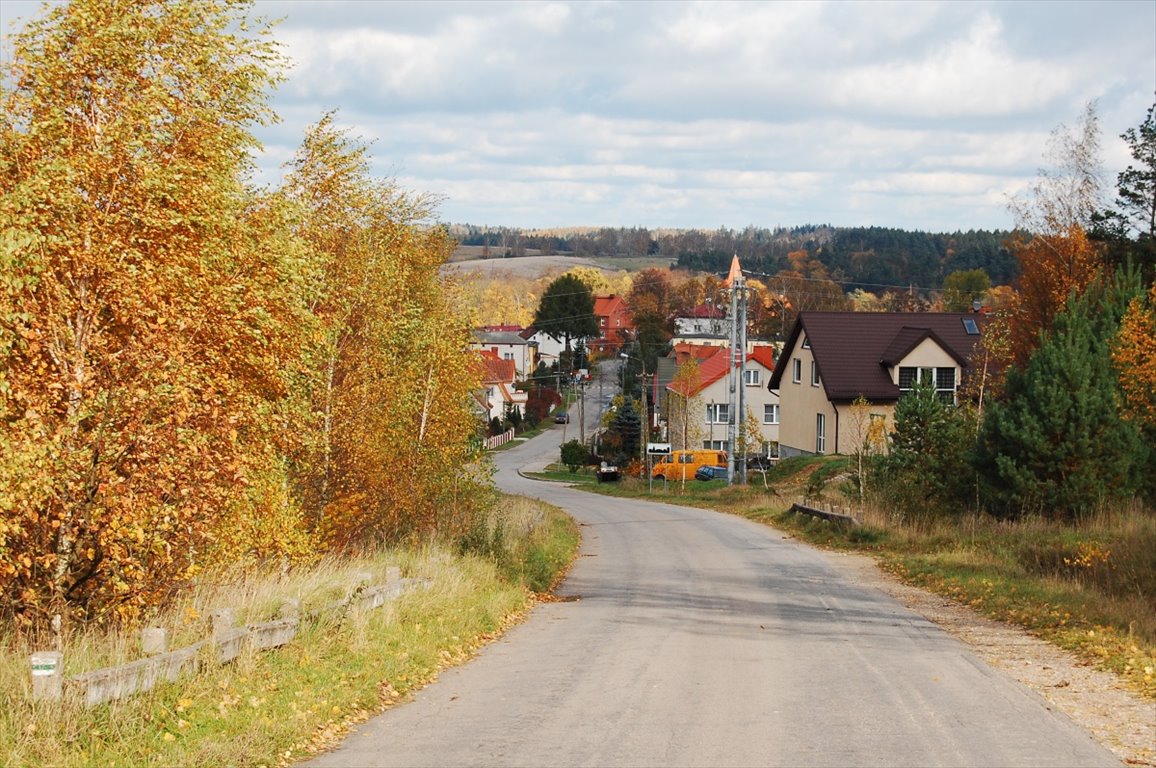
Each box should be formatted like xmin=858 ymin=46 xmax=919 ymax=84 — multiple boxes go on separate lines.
xmin=305 ymin=404 xmax=1122 ymax=767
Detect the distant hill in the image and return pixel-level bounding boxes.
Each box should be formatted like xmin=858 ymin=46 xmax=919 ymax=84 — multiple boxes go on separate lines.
xmin=447 ymin=224 xmax=1020 ymax=291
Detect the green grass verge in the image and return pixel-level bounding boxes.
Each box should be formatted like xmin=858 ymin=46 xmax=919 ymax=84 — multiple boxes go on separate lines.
xmin=1 ymin=496 xmax=580 ymax=767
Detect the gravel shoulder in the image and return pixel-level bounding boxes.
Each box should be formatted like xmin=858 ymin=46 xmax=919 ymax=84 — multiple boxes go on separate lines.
xmin=816 ymin=546 xmax=1156 ymax=767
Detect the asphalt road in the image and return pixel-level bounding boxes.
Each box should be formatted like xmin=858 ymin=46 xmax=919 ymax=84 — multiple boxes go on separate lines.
xmin=305 ymin=396 xmax=1121 ymax=768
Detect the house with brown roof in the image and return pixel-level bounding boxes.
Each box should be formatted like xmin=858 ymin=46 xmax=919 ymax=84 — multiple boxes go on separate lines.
xmin=767 ymin=312 xmax=985 ymax=458
xmin=665 ymin=344 xmax=779 ymax=454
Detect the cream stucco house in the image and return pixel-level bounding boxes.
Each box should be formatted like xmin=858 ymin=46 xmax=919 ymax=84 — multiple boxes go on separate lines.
xmin=767 ymin=312 xmax=986 ymax=458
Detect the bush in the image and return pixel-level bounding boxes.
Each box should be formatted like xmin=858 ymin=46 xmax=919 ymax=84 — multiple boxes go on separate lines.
xmin=560 ymin=440 xmax=592 ymax=473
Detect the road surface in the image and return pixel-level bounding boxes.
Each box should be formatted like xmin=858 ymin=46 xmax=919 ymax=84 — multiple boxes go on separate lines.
xmin=305 ymin=388 xmax=1121 ymax=768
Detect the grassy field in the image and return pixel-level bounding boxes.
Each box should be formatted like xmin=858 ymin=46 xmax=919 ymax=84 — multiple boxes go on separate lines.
xmin=576 ymin=456 xmax=1156 ymax=700
xmin=1 ymin=496 xmax=579 ymax=768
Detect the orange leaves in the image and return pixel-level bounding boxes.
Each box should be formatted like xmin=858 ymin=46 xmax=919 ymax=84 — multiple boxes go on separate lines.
xmin=1008 ymin=225 xmax=1105 ymax=365
xmin=1112 ymin=285 xmax=1156 ymax=429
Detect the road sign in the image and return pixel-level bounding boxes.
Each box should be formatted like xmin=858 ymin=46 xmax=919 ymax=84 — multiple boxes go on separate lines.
xmin=646 ymin=442 xmax=672 ymax=455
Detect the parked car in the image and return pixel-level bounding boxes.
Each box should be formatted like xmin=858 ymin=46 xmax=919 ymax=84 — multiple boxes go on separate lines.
xmin=596 ymin=461 xmax=620 ymax=482
xmin=554 ymin=412 xmax=570 ymax=423
xmin=694 ymin=465 xmax=729 ymax=481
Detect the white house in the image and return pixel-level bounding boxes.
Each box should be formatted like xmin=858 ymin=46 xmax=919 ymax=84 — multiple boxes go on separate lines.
xmin=665 ymin=344 xmax=780 ymax=456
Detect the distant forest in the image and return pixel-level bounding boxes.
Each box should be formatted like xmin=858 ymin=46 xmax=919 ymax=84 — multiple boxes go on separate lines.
xmin=452 ymin=224 xmax=1019 ymax=293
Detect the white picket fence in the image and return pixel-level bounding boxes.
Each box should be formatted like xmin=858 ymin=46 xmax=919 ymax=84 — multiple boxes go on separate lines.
xmin=485 ymin=427 xmax=517 ymax=449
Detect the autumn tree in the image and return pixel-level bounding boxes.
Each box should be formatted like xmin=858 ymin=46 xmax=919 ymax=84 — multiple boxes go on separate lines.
xmin=1113 ymin=284 xmax=1156 ymax=429
xmin=565 ymin=265 xmax=613 ymax=297
xmin=279 ymin=114 xmax=484 ymax=547
xmin=666 ymin=359 xmax=706 ymax=452
xmin=1112 ymin=284 xmax=1156 ymax=500
xmin=0 ymin=0 xmax=306 ymax=626
xmin=846 ymin=396 xmax=888 ymax=501
xmin=624 ymin=268 xmax=675 ymax=374
xmin=1006 ymin=102 xmax=1108 ymax=365
xmin=941 ymin=269 xmax=991 ymax=312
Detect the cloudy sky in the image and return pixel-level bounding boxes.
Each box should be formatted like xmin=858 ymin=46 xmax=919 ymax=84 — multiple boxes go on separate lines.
xmin=3 ymin=1 xmax=1155 ymax=233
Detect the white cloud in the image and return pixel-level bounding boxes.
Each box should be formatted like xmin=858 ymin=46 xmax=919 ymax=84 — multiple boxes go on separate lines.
xmin=2 ymin=0 xmax=1153 ymax=231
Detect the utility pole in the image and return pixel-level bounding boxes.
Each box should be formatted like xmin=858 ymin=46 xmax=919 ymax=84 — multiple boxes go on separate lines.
xmin=579 ymin=382 xmax=586 ymax=444
xmin=726 ymin=260 xmax=738 ymax=486
xmin=640 ymin=373 xmax=649 ymax=466
xmin=737 ymin=276 xmax=748 ymax=486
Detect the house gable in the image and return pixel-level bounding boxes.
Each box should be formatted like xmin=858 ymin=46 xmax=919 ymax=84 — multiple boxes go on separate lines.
xmin=769 ymin=311 xmax=986 ymax=457
xmin=769 ymin=312 xmax=985 ymax=405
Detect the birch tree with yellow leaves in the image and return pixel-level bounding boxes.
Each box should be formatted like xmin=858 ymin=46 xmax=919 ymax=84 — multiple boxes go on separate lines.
xmin=0 ymin=0 xmax=307 ymax=626
xmin=279 ymin=115 xmax=486 ymax=548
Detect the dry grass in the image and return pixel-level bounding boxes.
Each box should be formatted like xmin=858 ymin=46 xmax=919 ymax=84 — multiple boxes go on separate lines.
xmin=1 ymin=496 xmax=579 ymax=767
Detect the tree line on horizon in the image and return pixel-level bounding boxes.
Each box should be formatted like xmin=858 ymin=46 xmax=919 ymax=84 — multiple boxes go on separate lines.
xmin=455 ymin=223 xmax=1023 ymax=293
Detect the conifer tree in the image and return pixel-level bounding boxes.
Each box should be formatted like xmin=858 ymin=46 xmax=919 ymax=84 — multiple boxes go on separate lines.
xmin=533 ymin=273 xmax=598 ymax=352
xmin=975 ymin=281 xmax=1144 ymax=520
xmin=879 ymin=381 xmax=974 ymax=517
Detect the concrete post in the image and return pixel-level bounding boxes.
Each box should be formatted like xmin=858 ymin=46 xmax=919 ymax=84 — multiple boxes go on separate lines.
xmin=211 ymin=608 xmax=235 ymax=641
xmin=31 ymin=651 xmax=63 ymax=702
xmin=140 ymin=627 xmax=168 ymax=655
xmin=279 ymin=598 xmax=301 ymax=620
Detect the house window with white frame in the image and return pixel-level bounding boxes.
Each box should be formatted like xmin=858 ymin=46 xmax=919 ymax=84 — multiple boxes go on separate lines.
xmin=743 ymin=369 xmax=761 ymax=386
xmin=816 ymin=413 xmax=826 ymax=453
xmin=791 ymin=358 xmax=802 ymax=383
xmin=706 ymin=403 xmax=730 ymax=424
xmin=898 ymin=366 xmax=957 ymax=402
xmin=811 ymin=361 xmax=820 ymax=387
xmin=702 ymin=439 xmax=728 ymax=451
xmin=763 ymin=403 xmax=779 ymax=424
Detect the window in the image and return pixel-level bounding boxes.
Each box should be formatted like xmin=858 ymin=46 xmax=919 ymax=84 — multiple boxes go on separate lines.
xmin=899 ymin=366 xmax=957 ymax=403
xmin=503 ymin=352 xmax=514 ymax=361
xmin=763 ymin=404 xmax=779 ymax=424
xmin=706 ymin=403 xmax=730 ymax=424
xmin=702 ymin=439 xmax=728 ymax=451
xmin=791 ymin=358 xmax=802 ymax=383
xmin=743 ymin=369 xmax=761 ymax=386
xmin=802 ymin=337 xmax=811 ymax=349
xmin=816 ymin=413 xmax=826 ymax=454
xmin=811 ymin=361 xmax=820 ymax=387
xmin=962 ymin=317 xmax=979 ymax=335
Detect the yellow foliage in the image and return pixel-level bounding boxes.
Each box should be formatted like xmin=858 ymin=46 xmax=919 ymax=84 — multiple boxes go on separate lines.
xmin=1112 ymin=285 xmax=1156 ymax=429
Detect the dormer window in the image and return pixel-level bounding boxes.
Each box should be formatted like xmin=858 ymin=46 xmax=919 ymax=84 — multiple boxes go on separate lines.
xmin=899 ymin=366 xmax=957 ymax=402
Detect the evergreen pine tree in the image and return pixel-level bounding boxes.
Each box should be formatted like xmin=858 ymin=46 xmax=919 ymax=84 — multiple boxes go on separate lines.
xmin=975 ymin=280 xmax=1144 ymax=520
xmin=881 ymin=380 xmax=975 ymax=516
